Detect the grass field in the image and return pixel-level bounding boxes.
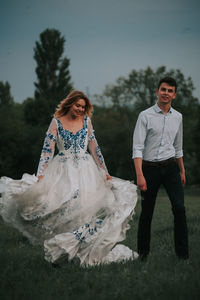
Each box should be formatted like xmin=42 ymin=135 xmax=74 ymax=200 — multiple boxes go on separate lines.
xmin=0 ymin=188 xmax=200 ymax=300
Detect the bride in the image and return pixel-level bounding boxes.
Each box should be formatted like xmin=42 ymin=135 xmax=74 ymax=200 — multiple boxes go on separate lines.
xmin=0 ymin=90 xmax=138 ymax=266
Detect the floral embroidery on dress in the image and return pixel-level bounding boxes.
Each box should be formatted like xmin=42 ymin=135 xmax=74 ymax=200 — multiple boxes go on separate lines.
xmin=37 ymin=131 xmax=57 ymax=176
xmin=72 ymin=218 xmax=103 ymax=243
xmin=96 ymin=145 xmax=104 ymax=166
xmin=37 ymin=115 xmax=108 ymax=176
xmin=88 ymin=130 xmax=95 ymax=141
xmin=73 ymin=189 xmax=79 ymax=199
xmin=56 ymin=117 xmax=87 ymax=154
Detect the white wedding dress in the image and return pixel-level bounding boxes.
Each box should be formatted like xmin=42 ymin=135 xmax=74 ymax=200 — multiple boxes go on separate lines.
xmin=0 ymin=116 xmax=138 ymax=266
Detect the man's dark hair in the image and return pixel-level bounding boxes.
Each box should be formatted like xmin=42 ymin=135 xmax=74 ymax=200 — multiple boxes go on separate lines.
xmin=158 ymin=77 xmax=177 ymax=92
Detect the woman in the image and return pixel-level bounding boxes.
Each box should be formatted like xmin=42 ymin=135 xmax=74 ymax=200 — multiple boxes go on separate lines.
xmin=0 ymin=90 xmax=138 ymax=266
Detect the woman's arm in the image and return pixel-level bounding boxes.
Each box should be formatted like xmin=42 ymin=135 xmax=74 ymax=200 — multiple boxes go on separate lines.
xmin=87 ymin=118 xmax=111 ymax=180
xmin=37 ymin=119 xmax=58 ymax=180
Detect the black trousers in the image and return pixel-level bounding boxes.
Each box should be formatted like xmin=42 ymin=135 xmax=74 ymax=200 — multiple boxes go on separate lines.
xmin=137 ymin=161 xmax=189 ymax=258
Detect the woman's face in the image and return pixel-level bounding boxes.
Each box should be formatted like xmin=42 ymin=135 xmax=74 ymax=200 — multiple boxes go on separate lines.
xmin=69 ymin=98 xmax=86 ymax=117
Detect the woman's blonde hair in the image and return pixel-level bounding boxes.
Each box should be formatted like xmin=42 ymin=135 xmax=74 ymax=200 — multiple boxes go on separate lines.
xmin=54 ymin=90 xmax=93 ymax=118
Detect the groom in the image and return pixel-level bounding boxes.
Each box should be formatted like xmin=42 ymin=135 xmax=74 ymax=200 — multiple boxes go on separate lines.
xmin=132 ymin=77 xmax=189 ymax=260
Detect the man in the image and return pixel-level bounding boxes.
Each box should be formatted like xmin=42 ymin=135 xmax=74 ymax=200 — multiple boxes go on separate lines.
xmin=132 ymin=77 xmax=189 ymax=260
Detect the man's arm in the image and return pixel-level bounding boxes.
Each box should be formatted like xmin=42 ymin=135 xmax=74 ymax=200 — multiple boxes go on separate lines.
xmin=133 ymin=158 xmax=147 ymax=191
xmin=174 ymin=116 xmax=185 ymax=187
xmin=132 ymin=112 xmax=148 ymax=191
xmin=176 ymin=157 xmax=186 ymax=187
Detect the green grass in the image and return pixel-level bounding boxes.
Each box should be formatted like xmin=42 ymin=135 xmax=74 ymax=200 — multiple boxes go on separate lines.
xmin=0 ymin=188 xmax=200 ymax=300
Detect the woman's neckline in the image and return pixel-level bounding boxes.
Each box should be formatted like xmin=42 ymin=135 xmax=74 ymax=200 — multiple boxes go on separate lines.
xmin=56 ymin=116 xmax=87 ymax=135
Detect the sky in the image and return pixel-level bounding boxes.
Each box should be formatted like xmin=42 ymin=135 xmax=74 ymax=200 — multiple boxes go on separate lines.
xmin=1 ymin=0 xmax=200 ymax=103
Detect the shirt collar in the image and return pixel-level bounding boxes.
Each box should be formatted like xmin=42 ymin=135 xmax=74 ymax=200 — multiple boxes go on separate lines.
xmin=154 ymin=102 xmax=173 ymax=114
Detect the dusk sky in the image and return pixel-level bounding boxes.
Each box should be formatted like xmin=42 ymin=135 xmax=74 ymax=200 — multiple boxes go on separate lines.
xmin=1 ymin=0 xmax=200 ymax=102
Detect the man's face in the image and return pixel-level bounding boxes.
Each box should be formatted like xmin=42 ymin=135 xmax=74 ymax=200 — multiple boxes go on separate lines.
xmin=156 ymin=83 xmax=177 ymax=105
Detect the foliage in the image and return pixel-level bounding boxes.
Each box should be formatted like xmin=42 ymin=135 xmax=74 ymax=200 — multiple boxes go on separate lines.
xmin=0 ymin=101 xmax=45 ymax=178
xmin=92 ymin=105 xmax=137 ymax=180
xmin=0 ymin=103 xmax=21 ymax=177
xmin=95 ymin=66 xmax=198 ymax=111
xmin=0 ymin=81 xmax=14 ymax=106
xmin=0 ymin=83 xmax=27 ymax=178
xmin=24 ymin=29 xmax=73 ymax=126
xmin=0 ymin=188 xmax=200 ymax=300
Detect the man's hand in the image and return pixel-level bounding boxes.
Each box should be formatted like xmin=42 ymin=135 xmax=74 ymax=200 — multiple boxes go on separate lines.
xmin=137 ymin=174 xmax=147 ymax=191
xmin=133 ymin=158 xmax=147 ymax=191
xmin=176 ymin=157 xmax=186 ymax=187
xmin=180 ymin=171 xmax=186 ymax=187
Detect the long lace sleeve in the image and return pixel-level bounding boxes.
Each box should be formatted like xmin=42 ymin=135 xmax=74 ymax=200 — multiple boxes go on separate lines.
xmin=87 ymin=118 xmax=108 ymax=174
xmin=36 ymin=118 xmax=58 ymax=177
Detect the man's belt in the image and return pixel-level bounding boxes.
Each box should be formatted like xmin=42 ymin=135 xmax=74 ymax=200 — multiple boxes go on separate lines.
xmin=142 ymin=157 xmax=176 ymax=167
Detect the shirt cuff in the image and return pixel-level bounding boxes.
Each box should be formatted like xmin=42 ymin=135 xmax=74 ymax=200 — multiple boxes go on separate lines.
xmin=132 ymin=150 xmax=143 ymax=159
xmin=175 ymin=150 xmax=183 ymax=158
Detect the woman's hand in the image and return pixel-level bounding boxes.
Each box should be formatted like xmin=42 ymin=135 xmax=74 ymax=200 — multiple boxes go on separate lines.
xmin=37 ymin=175 xmax=44 ymax=182
xmin=106 ymin=174 xmax=112 ymax=180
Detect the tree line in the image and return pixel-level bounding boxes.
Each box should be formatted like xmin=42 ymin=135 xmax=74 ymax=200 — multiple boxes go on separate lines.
xmin=0 ymin=29 xmax=200 ymax=185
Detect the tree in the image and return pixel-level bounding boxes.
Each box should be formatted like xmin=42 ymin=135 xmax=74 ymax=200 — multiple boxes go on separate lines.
xmin=96 ymin=66 xmax=199 ymax=112
xmin=92 ymin=105 xmax=137 ymax=180
xmin=94 ymin=66 xmax=167 ymax=109
xmin=24 ymin=29 xmax=73 ymax=125
xmin=0 ymin=81 xmax=14 ymax=106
